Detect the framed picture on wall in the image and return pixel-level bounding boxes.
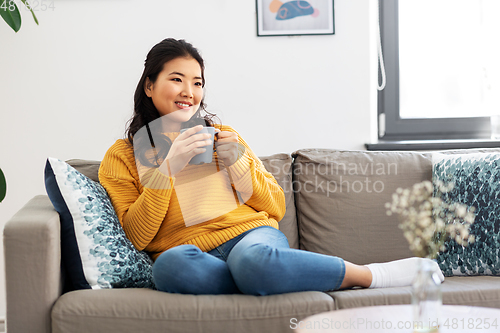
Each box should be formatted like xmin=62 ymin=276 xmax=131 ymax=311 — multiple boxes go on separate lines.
xmin=256 ymin=0 xmax=335 ymax=36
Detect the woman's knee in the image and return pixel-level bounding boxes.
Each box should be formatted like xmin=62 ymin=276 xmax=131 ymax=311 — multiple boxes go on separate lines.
xmin=154 ymin=245 xmax=201 ymax=269
xmin=152 ymin=244 xmax=202 ymax=292
xmin=229 ymin=244 xmax=281 ymax=295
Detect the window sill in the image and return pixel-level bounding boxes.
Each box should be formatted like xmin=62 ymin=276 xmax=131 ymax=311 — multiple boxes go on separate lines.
xmin=365 ymin=139 xmax=500 ymax=151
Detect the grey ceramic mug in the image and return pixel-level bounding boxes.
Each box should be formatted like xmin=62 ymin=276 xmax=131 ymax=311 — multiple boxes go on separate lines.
xmin=180 ymin=127 xmax=215 ymax=165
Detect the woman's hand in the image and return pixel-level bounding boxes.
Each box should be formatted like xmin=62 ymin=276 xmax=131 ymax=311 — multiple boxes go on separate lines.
xmin=159 ymin=125 xmax=213 ymax=176
xmin=215 ymin=129 xmax=239 ymax=166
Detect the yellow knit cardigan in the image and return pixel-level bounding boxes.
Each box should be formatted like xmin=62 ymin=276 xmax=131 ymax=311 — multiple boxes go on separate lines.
xmin=99 ymin=125 xmax=286 ymax=260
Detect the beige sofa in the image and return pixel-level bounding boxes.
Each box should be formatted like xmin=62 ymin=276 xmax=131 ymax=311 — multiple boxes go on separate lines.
xmin=4 ymin=148 xmax=500 ymax=333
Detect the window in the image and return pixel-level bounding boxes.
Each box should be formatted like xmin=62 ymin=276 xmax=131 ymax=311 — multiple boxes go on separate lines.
xmin=378 ymin=0 xmax=499 ymax=141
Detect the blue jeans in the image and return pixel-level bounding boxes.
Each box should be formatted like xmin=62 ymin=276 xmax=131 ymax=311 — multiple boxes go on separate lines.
xmin=152 ymin=226 xmax=345 ymax=295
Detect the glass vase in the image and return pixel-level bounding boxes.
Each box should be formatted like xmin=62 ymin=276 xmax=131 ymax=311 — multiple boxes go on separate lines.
xmin=412 ymin=259 xmax=442 ymax=333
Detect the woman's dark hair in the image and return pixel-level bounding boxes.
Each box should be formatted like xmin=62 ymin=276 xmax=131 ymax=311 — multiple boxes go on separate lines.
xmin=126 ymin=38 xmax=220 ymax=167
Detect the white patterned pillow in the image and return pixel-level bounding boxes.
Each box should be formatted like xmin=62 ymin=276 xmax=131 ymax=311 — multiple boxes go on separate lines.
xmin=433 ymin=152 xmax=500 ymax=276
xmin=44 ymin=157 xmax=155 ymax=290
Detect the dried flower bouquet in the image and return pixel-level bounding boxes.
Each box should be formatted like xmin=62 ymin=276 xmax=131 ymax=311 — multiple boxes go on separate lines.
xmin=386 ymin=180 xmax=475 ymax=259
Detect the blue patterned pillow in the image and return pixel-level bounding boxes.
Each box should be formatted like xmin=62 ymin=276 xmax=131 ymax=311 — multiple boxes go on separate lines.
xmin=432 ymin=152 xmax=500 ymax=276
xmin=44 ymin=157 xmax=155 ymax=290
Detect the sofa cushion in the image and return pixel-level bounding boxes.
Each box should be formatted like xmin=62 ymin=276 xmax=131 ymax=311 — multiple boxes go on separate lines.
xmin=292 ymin=149 xmax=429 ymax=264
xmin=67 ymin=159 xmax=101 ymax=182
xmin=51 ymin=289 xmax=334 ymax=333
xmin=327 ymin=276 xmax=500 ymax=309
xmin=44 ymin=157 xmax=155 ymax=290
xmin=433 ymin=152 xmax=500 ymax=276
xmin=260 ymin=153 xmax=298 ymax=248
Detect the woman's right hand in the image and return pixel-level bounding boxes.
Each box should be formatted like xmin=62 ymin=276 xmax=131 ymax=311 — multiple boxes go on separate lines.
xmin=159 ymin=125 xmax=212 ymax=176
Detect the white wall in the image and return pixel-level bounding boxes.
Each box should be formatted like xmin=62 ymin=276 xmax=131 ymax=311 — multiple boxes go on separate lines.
xmin=0 ymin=0 xmax=378 ymax=320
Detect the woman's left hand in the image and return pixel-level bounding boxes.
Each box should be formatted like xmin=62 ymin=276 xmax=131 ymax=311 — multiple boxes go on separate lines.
xmin=215 ymin=129 xmax=239 ymax=166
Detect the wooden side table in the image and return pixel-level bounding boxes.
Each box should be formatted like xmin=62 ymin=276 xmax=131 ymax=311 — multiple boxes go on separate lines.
xmin=294 ymin=305 xmax=500 ymax=333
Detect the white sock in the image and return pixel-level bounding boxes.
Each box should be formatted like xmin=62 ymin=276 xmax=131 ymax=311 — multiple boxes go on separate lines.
xmin=366 ymin=257 xmax=445 ymax=288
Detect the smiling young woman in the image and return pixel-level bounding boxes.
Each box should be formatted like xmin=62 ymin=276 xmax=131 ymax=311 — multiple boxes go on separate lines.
xmin=144 ymin=57 xmax=204 ymax=132
xmin=98 ymin=38 xmax=444 ymax=296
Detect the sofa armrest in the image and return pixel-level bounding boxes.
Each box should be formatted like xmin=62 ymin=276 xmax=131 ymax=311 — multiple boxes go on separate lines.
xmin=4 ymin=195 xmax=63 ymax=333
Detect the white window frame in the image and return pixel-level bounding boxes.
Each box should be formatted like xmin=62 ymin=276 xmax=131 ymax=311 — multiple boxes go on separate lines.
xmin=378 ymin=0 xmax=491 ymax=141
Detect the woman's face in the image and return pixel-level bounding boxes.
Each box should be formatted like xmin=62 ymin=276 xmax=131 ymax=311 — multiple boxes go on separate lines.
xmin=145 ymin=57 xmax=204 ymax=131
